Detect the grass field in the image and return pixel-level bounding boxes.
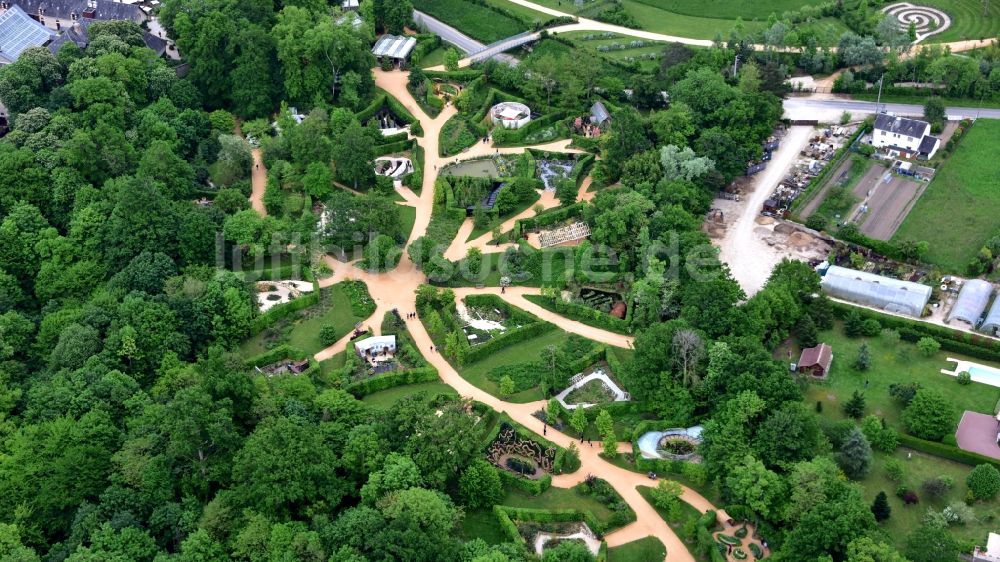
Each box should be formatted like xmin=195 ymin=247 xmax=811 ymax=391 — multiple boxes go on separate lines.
xmin=857 ymin=447 xmax=1000 ymax=549
xmin=628 ymin=0 xmax=824 ymax=20
xmin=460 ymin=327 xmax=577 ymax=402
xmin=413 ymin=0 xmax=529 ymax=43
xmin=607 ymin=536 xmax=668 ymax=562
xmin=398 ymin=204 xmax=416 ymax=241
xmin=920 ymin=0 xmax=1000 ymax=42
xmin=360 ymin=381 xmax=458 ymax=409
xmin=240 ymin=284 xmax=369 ymax=357
xmin=418 ymin=46 xmax=448 ymax=69
xmin=892 ymin=120 xmax=1000 ymax=272
xmin=483 ymin=0 xmax=554 ymax=24
xmin=802 ymin=323 xmax=1000 ymax=432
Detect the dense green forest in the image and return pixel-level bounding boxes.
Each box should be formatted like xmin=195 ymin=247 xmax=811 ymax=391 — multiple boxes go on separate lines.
xmin=0 ymin=0 xmax=997 ymax=560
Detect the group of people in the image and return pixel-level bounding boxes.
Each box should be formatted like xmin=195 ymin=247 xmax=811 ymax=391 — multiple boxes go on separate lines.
xmin=404 ymin=312 xmax=417 ymax=320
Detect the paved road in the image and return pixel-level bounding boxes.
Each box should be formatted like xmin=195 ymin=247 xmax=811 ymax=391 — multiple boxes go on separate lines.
xmin=783 ymin=97 xmax=1000 ymax=121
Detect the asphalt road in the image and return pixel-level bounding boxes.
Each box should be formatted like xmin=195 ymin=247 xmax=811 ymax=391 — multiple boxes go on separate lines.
xmin=783 ymin=97 xmax=1000 ymax=121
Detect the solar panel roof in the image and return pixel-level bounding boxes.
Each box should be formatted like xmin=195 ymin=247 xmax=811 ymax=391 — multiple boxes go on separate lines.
xmin=0 ymin=5 xmax=55 ymax=62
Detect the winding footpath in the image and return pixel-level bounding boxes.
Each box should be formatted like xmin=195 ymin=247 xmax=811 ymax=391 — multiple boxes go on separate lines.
xmin=290 ymin=69 xmax=725 ymax=561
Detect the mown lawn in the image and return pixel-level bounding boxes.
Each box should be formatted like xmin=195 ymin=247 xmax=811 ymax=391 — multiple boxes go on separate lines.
xmin=413 ymin=0 xmax=529 ymax=43
xmin=627 ymin=0 xmax=824 ymax=20
xmin=501 ymin=485 xmax=618 ymax=527
xmin=240 ymin=283 xmax=370 ymax=357
xmin=920 ymin=0 xmax=1000 ymax=42
xmin=607 ymin=536 xmax=667 ymax=562
xmin=418 ymin=46 xmax=448 ymax=69
xmin=804 ymin=323 xmax=1000 ymax=433
xmin=858 ymin=447 xmax=1000 ymax=550
xmin=460 ymin=327 xmax=576 ymax=402
xmin=398 ymin=204 xmax=417 ymax=241
xmin=360 ymin=381 xmax=457 ymax=409
xmin=892 ymin=120 xmax=1000 ymax=272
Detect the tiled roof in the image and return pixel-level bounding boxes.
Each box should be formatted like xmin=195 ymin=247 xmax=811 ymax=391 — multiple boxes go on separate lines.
xmin=874 ymin=113 xmax=928 ymax=138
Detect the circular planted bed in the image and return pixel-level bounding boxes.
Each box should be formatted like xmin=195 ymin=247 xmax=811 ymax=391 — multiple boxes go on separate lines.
xmin=657 ymin=435 xmax=699 ymax=460
xmin=732 ymin=547 xmax=748 ymax=560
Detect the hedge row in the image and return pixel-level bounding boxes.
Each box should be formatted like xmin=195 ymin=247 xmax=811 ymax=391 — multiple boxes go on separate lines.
xmin=829 ymin=301 xmax=1000 ymax=363
xmin=570 ymin=134 xmax=601 ymax=152
xmin=494 ymin=505 xmax=604 ymax=536
xmin=463 ymin=321 xmax=556 ymax=364
xmin=380 ymin=131 xmax=410 ymax=144
xmin=790 ymin=124 xmax=867 ymax=215
xmin=245 ymin=344 xmax=307 ymax=368
xmin=355 ymin=92 xmax=419 ymax=131
xmin=404 ymin=143 xmax=425 ymax=193
xmin=512 ymin=202 xmax=584 ymax=238
xmin=464 ymin=293 xmax=538 ymax=324
xmin=571 ymin=154 xmax=596 ymax=187
xmin=523 ymin=294 xmax=632 ymax=334
xmin=481 ymin=413 xmax=574 ymax=476
xmin=897 ymin=433 xmax=1000 ymax=471
xmin=424 ymin=69 xmax=484 ymax=82
xmin=373 ymin=139 xmax=415 ymax=157
xmin=497 ymin=468 xmax=553 ymax=495
xmin=341 ymin=366 xmax=439 ymax=397
xmin=493 ymin=505 xmax=524 ymax=545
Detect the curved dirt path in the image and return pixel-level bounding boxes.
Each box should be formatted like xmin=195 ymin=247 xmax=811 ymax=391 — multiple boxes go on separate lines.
xmin=250 ymin=148 xmax=268 ymax=217
xmin=451 ymin=286 xmax=634 ymax=348
xmin=294 ymin=70 xmax=717 ymax=561
xmin=443 ymin=189 xmax=559 ymax=261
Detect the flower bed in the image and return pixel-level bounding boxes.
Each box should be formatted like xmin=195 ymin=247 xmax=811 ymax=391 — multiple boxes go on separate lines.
xmin=717 ymin=534 xmax=740 ymax=546
xmin=734 ymin=526 xmax=748 ymax=539
xmin=733 ymin=547 xmax=748 ymax=560
xmin=749 ymin=543 xmax=764 ymax=558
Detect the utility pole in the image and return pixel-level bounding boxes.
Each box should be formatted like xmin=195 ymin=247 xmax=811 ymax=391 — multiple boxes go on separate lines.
xmin=875 ymin=74 xmax=884 ymax=114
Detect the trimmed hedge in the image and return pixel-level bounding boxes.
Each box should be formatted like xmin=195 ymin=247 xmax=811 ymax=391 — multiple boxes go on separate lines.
xmin=494 ymin=505 xmax=605 ymax=537
xmin=374 ymin=139 xmax=415 ymax=157
xmin=512 ymin=202 xmax=584 ymax=238
xmin=356 ymin=91 xmax=419 ymax=133
xmin=497 ymin=468 xmax=553 ymax=495
xmin=379 ymin=131 xmax=410 ymax=144
xmin=245 ymin=344 xmax=307 ymax=367
xmin=341 ymin=366 xmax=439 ymax=397
xmin=829 ymin=301 xmax=1000 ymax=363
xmin=523 ymin=294 xmax=632 ymax=334
xmin=425 ymin=69 xmax=484 ymax=82
xmin=493 ymin=505 xmax=524 ymax=544
xmin=897 ymin=433 xmax=1000 ymax=471
xmin=463 ymin=321 xmax=556 ymax=364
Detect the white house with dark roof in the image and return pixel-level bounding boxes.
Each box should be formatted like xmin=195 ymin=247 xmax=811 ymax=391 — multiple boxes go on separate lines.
xmin=872 ymin=113 xmax=940 ymax=160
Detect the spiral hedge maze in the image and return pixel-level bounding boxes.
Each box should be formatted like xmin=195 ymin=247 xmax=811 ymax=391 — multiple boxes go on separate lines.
xmin=486 ymin=423 xmax=557 ymax=474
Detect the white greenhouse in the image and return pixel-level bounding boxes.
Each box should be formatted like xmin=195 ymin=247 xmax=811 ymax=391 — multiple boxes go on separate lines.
xmin=820 ymin=265 xmax=931 ymax=318
xmin=980 ymin=298 xmax=1000 ymax=336
xmin=947 ymin=279 xmax=993 ymax=327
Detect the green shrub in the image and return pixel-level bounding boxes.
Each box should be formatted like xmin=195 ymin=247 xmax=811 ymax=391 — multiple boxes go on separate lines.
xmin=341 ymin=367 xmax=439 ymax=396
xmin=957 ymin=371 xmax=972 ymax=385
xmin=319 ymin=325 xmax=339 ymax=346
xmin=967 ymin=464 xmax=1000 ymax=500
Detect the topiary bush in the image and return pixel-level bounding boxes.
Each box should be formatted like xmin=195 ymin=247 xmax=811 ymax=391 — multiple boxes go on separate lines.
xmin=734 ymin=526 xmax=748 ymax=539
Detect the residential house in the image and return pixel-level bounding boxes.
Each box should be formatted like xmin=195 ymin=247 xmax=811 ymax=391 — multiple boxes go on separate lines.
xmin=797 ymin=343 xmax=833 ymax=379
xmin=871 ymin=113 xmax=940 ymax=160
